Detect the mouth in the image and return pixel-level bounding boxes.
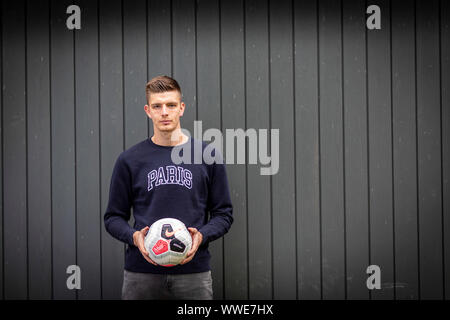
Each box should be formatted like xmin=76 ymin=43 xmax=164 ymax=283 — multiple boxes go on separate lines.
xmin=160 ymin=120 xmax=172 ymax=125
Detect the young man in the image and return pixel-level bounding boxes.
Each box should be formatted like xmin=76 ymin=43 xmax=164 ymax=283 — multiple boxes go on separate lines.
xmin=104 ymin=75 xmax=233 ymax=300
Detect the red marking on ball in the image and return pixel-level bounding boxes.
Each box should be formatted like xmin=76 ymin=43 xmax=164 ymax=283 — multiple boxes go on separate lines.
xmin=152 ymin=239 xmax=168 ymax=255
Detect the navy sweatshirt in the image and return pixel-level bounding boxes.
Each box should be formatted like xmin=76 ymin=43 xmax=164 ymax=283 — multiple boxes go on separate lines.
xmin=104 ymin=137 xmax=233 ymax=274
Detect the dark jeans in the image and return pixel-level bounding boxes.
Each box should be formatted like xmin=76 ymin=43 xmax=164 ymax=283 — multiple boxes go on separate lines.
xmin=121 ymin=269 xmax=213 ymax=300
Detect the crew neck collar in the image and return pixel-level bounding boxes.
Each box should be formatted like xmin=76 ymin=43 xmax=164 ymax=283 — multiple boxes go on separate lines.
xmin=147 ymin=136 xmax=192 ymax=149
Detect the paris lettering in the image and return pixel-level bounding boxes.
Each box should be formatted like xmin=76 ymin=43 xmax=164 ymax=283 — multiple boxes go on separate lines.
xmin=148 ymin=165 xmax=193 ymax=191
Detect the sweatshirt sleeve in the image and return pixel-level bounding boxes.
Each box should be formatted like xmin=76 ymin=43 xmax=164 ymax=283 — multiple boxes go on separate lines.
xmin=104 ymin=154 xmax=137 ymax=247
xmin=199 ymin=159 xmax=234 ymax=245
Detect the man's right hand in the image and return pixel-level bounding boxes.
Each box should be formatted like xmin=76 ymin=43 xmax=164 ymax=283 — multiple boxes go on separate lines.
xmin=133 ymin=226 xmax=157 ymax=266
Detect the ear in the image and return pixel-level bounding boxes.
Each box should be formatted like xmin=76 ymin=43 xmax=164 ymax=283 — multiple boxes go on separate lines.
xmin=144 ymin=105 xmax=152 ymax=119
xmin=179 ymin=102 xmax=185 ymax=117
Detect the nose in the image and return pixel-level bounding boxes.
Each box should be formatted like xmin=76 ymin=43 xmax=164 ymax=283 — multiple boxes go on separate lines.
xmin=161 ymin=104 xmax=169 ymax=115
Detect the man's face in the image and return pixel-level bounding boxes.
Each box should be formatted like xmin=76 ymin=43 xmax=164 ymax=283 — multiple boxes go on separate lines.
xmin=145 ymin=90 xmax=185 ymax=134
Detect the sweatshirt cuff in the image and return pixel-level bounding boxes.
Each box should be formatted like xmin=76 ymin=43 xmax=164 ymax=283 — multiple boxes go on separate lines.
xmin=198 ymin=227 xmax=210 ymax=246
xmin=127 ymin=228 xmax=138 ymax=247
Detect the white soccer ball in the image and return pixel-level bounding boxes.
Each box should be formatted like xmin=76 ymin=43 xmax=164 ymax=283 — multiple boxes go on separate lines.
xmin=144 ymin=218 xmax=192 ymax=267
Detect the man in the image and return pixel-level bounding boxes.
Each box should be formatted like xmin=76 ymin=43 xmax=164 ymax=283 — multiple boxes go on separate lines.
xmin=104 ymin=75 xmax=233 ymax=300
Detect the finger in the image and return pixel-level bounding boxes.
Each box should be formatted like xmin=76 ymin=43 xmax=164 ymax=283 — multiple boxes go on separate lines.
xmin=187 ymin=227 xmax=197 ymax=234
xmin=140 ymin=248 xmax=150 ymax=258
xmin=190 ymin=236 xmax=201 ymax=252
xmin=192 ymin=233 xmax=202 ymax=249
xmin=194 ymin=233 xmax=202 ymax=245
xmin=187 ymin=245 xmax=196 ymax=256
xmin=144 ymin=255 xmax=157 ymax=266
xmin=181 ymin=245 xmax=195 ymax=263
xmin=182 ymin=242 xmax=200 ymax=264
xmin=185 ymin=249 xmax=194 ymax=258
xmin=138 ymin=241 xmax=150 ymax=256
xmin=140 ymin=249 xmax=157 ymax=265
xmin=180 ymin=256 xmax=192 ymax=265
xmin=185 ymin=243 xmax=198 ymax=258
xmin=142 ymin=226 xmax=150 ymax=235
xmin=182 ymin=228 xmax=199 ymax=264
xmin=187 ymin=228 xmax=197 ymax=237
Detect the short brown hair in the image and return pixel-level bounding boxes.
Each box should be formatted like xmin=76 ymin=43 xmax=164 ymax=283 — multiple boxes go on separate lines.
xmin=146 ymin=75 xmax=182 ymax=103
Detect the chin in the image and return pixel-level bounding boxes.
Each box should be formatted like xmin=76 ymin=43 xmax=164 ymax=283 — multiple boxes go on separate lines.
xmin=158 ymin=125 xmax=176 ymax=132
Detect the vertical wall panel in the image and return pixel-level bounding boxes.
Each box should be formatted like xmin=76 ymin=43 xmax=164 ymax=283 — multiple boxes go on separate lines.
xmin=318 ymin=0 xmax=345 ymax=300
xmin=147 ymin=0 xmax=172 ymax=138
xmin=197 ymin=0 xmax=220 ymax=132
xmin=220 ymin=0 xmax=248 ymax=300
xmin=392 ymin=0 xmax=419 ymax=299
xmin=246 ymin=0 xmax=272 ymax=300
xmin=147 ymin=0 xmax=172 ymax=79
xmin=124 ymin=0 xmax=148 ymax=149
xmin=294 ymin=0 xmax=322 ymax=301
xmin=50 ymin=0 xmax=76 ymax=300
xmin=196 ymin=0 xmax=224 ymax=300
xmin=416 ymin=0 xmax=443 ymax=299
xmin=75 ymin=0 xmax=101 ymax=300
xmin=99 ymin=0 xmax=124 ymax=299
xmin=172 ymin=0 xmax=196 ymax=136
xmin=367 ymin=0 xmax=394 ymax=300
xmin=2 ymin=0 xmax=28 ymax=299
xmin=295 ymin=0 xmax=321 ymax=300
xmin=442 ymin=0 xmax=450 ymax=301
xmin=123 ymin=0 xmax=147 ymax=248
xmin=270 ymin=0 xmax=296 ymax=300
xmin=343 ymin=0 xmax=370 ymax=300
xmin=26 ymin=0 xmax=52 ymax=299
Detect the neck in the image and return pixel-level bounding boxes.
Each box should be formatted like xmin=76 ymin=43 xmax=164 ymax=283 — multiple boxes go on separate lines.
xmin=151 ymin=128 xmax=189 ymax=146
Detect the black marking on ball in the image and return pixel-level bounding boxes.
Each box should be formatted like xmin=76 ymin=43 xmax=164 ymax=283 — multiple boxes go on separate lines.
xmin=170 ymin=238 xmax=186 ymax=253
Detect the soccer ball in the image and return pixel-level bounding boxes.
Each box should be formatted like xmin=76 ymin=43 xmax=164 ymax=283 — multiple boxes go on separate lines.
xmin=144 ymin=218 xmax=192 ymax=267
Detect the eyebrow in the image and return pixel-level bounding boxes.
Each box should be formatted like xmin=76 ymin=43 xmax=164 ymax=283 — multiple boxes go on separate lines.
xmin=151 ymin=101 xmax=178 ymax=106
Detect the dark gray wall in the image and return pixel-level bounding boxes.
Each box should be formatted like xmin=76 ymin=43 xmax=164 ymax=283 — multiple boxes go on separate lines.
xmin=1 ymin=0 xmax=449 ymax=300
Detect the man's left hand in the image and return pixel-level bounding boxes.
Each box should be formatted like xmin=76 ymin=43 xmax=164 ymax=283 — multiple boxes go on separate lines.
xmin=180 ymin=227 xmax=203 ymax=265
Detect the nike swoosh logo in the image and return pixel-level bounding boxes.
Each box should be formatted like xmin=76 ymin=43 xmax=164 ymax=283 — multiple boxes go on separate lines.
xmin=165 ymin=230 xmax=175 ymax=238
xmin=165 ymin=228 xmax=182 ymax=238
